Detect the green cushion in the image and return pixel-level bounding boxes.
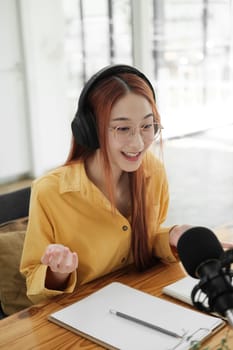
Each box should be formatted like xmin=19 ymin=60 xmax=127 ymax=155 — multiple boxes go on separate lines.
xmin=0 ymin=219 xmax=32 ymax=315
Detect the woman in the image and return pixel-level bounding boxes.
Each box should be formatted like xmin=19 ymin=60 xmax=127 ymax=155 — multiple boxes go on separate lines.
xmin=20 ymin=64 xmax=190 ymax=304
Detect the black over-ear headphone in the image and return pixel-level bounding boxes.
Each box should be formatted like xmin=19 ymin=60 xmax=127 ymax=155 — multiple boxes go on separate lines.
xmin=71 ymin=64 xmax=155 ymax=150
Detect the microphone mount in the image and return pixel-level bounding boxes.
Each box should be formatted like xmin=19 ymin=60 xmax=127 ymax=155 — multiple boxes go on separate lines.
xmin=191 ymin=249 xmax=233 ymax=326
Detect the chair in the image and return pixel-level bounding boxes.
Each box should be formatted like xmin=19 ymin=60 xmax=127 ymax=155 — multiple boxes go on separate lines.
xmin=0 ymin=187 xmax=31 ymax=225
xmin=0 ymin=186 xmax=31 ymax=319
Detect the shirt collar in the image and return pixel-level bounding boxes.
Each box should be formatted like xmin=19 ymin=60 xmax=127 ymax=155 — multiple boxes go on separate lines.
xmin=59 ymin=153 xmax=152 ymax=194
xmin=59 ymin=162 xmax=85 ymax=193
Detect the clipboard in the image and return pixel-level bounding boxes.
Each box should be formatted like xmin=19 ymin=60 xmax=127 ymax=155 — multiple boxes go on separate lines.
xmin=48 ymin=282 xmax=225 ymax=350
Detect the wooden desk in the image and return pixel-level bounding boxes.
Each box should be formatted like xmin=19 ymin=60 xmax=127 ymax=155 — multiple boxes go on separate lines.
xmin=0 ymin=262 xmax=233 ymax=350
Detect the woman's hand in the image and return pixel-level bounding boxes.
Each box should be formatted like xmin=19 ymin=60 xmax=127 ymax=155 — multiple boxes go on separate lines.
xmin=169 ymin=225 xmax=192 ymax=248
xmin=169 ymin=225 xmax=233 ymax=251
xmin=221 ymin=241 xmax=233 ymax=250
xmin=41 ymin=244 xmax=78 ymax=290
xmin=41 ymin=244 xmax=78 ymax=274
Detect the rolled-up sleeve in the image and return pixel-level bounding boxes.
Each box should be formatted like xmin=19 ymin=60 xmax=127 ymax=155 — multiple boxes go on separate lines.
xmin=20 ymin=180 xmax=77 ymax=304
xmin=153 ymin=227 xmax=178 ymax=263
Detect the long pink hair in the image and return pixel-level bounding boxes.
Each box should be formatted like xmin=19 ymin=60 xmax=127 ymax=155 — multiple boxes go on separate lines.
xmin=65 ymin=73 xmax=161 ymax=270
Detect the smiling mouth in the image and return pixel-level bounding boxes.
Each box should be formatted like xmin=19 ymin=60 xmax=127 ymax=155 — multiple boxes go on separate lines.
xmin=121 ymin=151 xmax=142 ymax=160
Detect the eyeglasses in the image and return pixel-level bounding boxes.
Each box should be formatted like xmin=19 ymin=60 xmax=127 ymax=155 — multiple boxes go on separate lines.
xmin=109 ymin=121 xmax=163 ymax=143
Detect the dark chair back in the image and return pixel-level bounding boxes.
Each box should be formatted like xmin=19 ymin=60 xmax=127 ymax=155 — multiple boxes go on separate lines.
xmin=0 ymin=187 xmax=31 ymax=224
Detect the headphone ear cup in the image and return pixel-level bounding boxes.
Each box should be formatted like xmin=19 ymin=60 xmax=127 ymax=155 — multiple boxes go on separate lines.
xmin=71 ymin=108 xmax=99 ymax=150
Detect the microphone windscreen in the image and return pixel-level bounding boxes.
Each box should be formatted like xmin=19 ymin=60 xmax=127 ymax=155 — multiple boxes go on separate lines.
xmin=177 ymin=226 xmax=223 ymax=278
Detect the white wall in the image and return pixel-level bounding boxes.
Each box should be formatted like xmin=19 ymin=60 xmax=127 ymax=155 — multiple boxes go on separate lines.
xmin=0 ymin=0 xmax=30 ymax=181
xmin=0 ymin=0 xmax=71 ymax=183
xmin=20 ymin=0 xmax=70 ymax=177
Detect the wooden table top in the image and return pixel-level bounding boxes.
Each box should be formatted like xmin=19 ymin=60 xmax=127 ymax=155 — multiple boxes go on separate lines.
xmin=1 ymin=261 xmax=233 ymax=350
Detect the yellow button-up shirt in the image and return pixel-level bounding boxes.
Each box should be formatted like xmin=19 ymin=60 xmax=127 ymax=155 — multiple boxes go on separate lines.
xmin=20 ymin=151 xmax=177 ymax=304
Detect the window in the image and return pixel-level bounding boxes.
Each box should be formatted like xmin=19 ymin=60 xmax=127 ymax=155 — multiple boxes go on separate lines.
xmin=63 ymin=0 xmax=233 ymax=136
xmin=62 ymin=0 xmax=133 ymax=118
xmin=150 ymin=0 xmax=233 ymax=137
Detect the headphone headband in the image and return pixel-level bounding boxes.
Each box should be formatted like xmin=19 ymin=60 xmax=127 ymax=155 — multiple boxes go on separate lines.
xmin=78 ymin=64 xmax=155 ymax=106
xmin=72 ymin=64 xmax=155 ymax=149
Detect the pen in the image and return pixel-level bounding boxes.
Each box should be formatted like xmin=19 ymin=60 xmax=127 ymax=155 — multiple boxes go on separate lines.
xmin=109 ymin=309 xmax=182 ymax=339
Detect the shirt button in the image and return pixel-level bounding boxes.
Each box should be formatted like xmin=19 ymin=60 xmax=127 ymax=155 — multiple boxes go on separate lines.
xmin=122 ymin=225 xmax=128 ymax=231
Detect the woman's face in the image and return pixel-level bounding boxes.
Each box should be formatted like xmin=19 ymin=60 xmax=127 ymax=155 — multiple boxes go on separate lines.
xmin=107 ymin=92 xmax=154 ymax=175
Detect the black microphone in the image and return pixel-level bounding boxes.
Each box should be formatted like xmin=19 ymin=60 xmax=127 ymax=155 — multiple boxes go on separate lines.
xmin=177 ymin=226 xmax=233 ymax=326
